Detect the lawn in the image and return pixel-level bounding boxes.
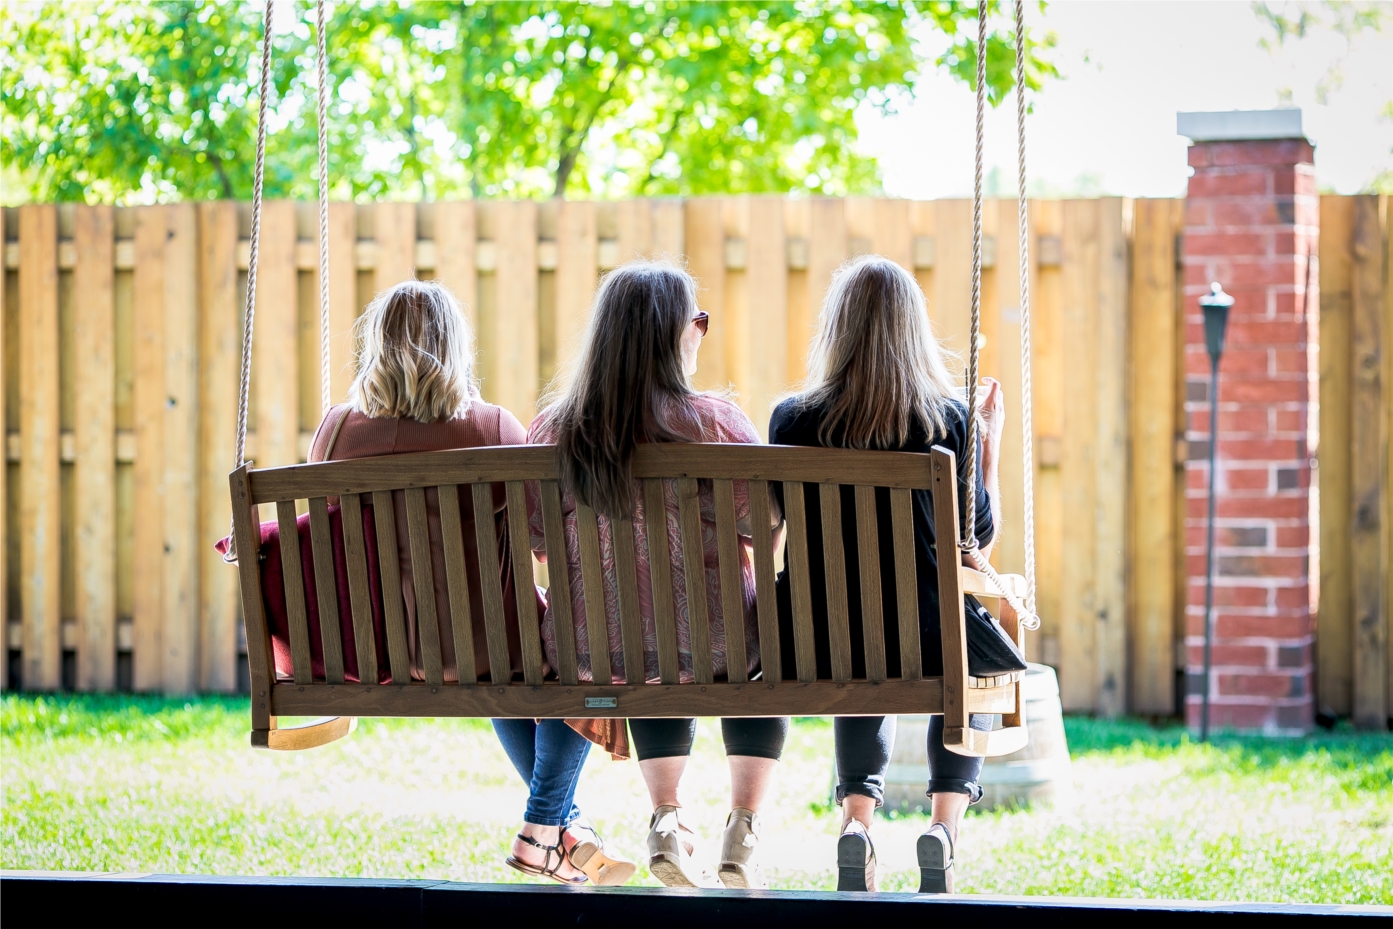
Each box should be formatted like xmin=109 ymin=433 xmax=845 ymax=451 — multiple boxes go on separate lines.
xmin=2 ymin=695 xmax=1389 ymax=904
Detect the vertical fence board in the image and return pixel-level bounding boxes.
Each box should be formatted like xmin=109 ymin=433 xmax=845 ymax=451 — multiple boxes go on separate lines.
xmin=1350 ymin=195 xmax=1387 ymax=728
xmin=652 ymin=200 xmax=684 ymax=257
xmin=686 ymin=199 xmax=727 ymax=391
xmin=488 ymin=202 xmax=539 ymax=422
xmin=1384 ymin=195 xmax=1393 ymax=720
xmin=1 ymin=209 xmax=7 ymax=693
xmin=199 ymin=202 xmax=240 ymax=692
xmin=374 ymin=202 xmax=417 ymax=292
xmin=797 ymin=200 xmax=844 ymax=384
xmin=616 ymin=200 xmax=654 ymax=262
xmin=162 ymin=204 xmax=199 ymax=693
xmin=722 ymin=199 xmax=750 ymax=414
xmin=132 ymin=206 xmax=166 ymax=690
xmin=73 ymin=205 xmax=115 ymax=691
xmin=1129 ymin=199 xmax=1180 ymax=714
xmin=434 ymin=200 xmax=477 ymax=341
xmin=745 ymin=198 xmax=787 ymax=436
xmin=1094 ymin=198 xmax=1129 ymax=717
xmin=994 ymin=199 xmax=1025 ymax=579
xmin=325 ymin=201 xmax=358 ymax=403
xmin=255 ymin=202 xmax=299 ymax=468
xmin=934 ymin=200 xmax=974 ymax=372
xmin=1059 ymin=199 xmax=1100 ymax=711
xmin=19 ymin=205 xmax=61 ymax=690
xmin=555 ymin=200 xmax=596 ymax=376
xmin=1318 ymin=195 xmax=1354 ymax=716
xmin=1031 ymin=197 xmax=1065 ymax=676
xmin=873 ymin=199 xmax=913 ymax=273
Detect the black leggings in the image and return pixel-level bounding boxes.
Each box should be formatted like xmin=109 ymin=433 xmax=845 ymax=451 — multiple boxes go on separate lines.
xmin=835 ymin=714 xmax=993 ymax=806
xmin=629 ymin=717 xmax=789 ymax=762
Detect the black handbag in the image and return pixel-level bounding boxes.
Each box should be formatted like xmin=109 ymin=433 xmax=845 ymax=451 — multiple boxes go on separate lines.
xmin=964 ymin=594 xmax=1028 ymax=677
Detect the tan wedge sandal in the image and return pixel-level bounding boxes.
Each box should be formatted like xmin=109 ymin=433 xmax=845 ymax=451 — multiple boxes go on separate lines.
xmin=566 ymin=822 xmax=637 ymax=887
xmin=646 ymin=805 xmax=706 ymax=888
xmin=716 ymin=808 xmax=765 ymax=889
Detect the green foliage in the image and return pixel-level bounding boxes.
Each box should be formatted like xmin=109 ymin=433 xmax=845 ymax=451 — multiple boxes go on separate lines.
xmin=1 ymin=1 xmax=1058 ymax=203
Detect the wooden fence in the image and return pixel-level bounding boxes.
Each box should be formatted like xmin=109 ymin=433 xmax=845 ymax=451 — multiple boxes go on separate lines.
xmin=0 ymin=195 xmax=1242 ymax=714
xmin=1317 ymin=194 xmax=1392 ymax=728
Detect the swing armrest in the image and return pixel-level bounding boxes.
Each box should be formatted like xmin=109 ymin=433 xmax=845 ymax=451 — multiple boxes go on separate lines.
xmin=252 ymin=716 xmax=357 ymax=751
xmin=960 ymin=567 xmax=1027 ymax=601
xmin=942 ymin=723 xmax=1030 ymax=758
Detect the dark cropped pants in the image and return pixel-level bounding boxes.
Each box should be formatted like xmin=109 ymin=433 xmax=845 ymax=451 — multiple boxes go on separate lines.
xmin=629 ymin=717 xmax=789 ymax=761
xmin=835 ymin=714 xmax=993 ymax=806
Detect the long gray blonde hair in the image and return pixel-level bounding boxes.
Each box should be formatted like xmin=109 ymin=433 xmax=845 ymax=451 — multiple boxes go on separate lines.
xmin=349 ymin=280 xmax=478 ymax=422
xmin=798 ymin=255 xmax=959 ymax=448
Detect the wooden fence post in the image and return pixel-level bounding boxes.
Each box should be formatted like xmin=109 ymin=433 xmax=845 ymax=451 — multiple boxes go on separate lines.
xmin=199 ymin=202 xmax=239 ymax=692
xmin=1129 ymin=198 xmax=1181 ymax=714
xmin=1350 ymin=194 xmax=1387 ymax=729
xmin=132 ymin=206 xmax=166 ymax=690
xmin=1318 ymin=195 xmax=1354 ymax=716
xmin=74 ymin=205 xmax=116 ymax=691
xmin=19 ymin=204 xmax=61 ymax=691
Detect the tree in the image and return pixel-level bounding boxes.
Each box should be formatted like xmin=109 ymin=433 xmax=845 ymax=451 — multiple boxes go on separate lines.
xmin=1254 ymin=0 xmax=1391 ymax=193
xmin=2 ymin=1 xmax=1057 ymax=203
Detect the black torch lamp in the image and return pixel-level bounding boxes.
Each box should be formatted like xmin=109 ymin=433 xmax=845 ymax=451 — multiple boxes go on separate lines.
xmin=1199 ymin=281 xmax=1233 ymax=742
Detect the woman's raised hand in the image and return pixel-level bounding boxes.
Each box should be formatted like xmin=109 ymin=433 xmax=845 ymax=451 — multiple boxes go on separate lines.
xmin=975 ymin=377 xmax=1005 ymax=448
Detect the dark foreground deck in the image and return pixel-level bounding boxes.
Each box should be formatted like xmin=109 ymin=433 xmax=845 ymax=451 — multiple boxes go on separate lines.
xmin=2 ymin=872 xmax=1387 ymax=928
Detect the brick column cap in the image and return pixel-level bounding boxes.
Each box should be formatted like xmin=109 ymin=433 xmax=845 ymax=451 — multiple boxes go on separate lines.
xmin=1178 ymin=108 xmax=1303 ymax=142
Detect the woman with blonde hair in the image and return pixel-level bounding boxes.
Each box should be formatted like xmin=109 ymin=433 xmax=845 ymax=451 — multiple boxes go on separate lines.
xmin=769 ymin=256 xmax=1025 ymax=894
xmin=306 ymin=279 xmax=633 ymax=886
xmin=527 ymin=259 xmax=787 ymax=889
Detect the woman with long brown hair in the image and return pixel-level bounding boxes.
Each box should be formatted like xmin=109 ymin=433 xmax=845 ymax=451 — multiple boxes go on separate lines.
xmin=527 ymin=260 xmax=786 ymax=889
xmin=769 ymin=255 xmax=1025 ymax=894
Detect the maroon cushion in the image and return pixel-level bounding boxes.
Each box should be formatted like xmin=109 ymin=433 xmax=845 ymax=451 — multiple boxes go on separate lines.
xmin=221 ymin=503 xmax=394 ymax=684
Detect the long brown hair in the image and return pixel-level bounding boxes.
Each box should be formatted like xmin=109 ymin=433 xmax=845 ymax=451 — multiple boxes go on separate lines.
xmin=798 ymin=255 xmax=958 ymax=449
xmin=548 ymin=260 xmax=702 ymax=517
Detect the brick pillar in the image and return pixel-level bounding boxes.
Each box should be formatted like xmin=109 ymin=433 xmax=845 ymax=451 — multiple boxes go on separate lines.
xmin=1178 ymin=110 xmax=1317 ymax=734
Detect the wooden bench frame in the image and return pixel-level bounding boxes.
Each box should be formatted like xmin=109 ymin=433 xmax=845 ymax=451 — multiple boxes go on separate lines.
xmin=230 ymin=443 xmax=1028 ymax=756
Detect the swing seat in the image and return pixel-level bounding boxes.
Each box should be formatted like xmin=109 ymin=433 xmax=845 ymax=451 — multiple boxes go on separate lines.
xmin=230 ymin=443 xmax=1029 ymax=757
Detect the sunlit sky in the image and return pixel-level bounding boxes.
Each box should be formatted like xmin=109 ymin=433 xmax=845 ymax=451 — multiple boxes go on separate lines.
xmin=860 ymin=1 xmax=1393 ymax=199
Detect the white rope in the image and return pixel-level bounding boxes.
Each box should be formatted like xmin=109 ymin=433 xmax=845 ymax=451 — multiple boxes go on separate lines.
xmin=961 ymin=0 xmax=987 ymax=551
xmin=315 ymin=0 xmax=332 ymax=417
xmin=957 ymin=0 xmax=1040 ymax=632
xmin=1014 ymin=0 xmax=1038 ymax=623
xmin=223 ymin=0 xmax=275 ymax=565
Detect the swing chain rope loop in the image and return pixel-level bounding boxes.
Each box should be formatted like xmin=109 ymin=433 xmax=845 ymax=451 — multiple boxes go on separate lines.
xmin=223 ymin=0 xmax=276 ymax=565
xmin=961 ymin=0 xmax=987 ymax=552
xmin=316 ymin=0 xmax=332 ymax=418
xmin=1014 ymin=0 xmax=1039 ymax=625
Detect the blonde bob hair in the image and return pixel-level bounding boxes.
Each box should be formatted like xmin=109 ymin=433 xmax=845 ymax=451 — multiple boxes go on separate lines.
xmin=797 ymin=255 xmax=959 ymax=449
xmin=349 ymin=280 xmax=478 ymax=422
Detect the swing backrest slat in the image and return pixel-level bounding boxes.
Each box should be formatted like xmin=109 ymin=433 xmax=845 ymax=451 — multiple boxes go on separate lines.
xmin=642 ymin=478 xmax=682 ymax=686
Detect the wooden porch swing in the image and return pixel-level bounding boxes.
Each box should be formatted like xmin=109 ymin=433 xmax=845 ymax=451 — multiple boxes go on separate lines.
xmin=226 ymin=0 xmax=1042 ymax=759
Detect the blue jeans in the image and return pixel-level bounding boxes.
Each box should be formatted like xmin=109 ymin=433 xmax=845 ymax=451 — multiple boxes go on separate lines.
xmin=492 ymin=719 xmax=592 ymax=827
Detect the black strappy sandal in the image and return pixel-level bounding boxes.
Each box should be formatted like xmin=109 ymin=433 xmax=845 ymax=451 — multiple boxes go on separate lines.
xmin=916 ymin=823 xmax=954 ymax=894
xmin=506 ymin=833 xmax=588 ymax=885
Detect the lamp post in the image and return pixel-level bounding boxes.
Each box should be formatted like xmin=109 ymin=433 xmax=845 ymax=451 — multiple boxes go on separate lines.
xmin=1199 ymin=281 xmax=1233 ymax=742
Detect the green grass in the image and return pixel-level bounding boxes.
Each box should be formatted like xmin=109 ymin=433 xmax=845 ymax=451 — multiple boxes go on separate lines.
xmin=3 ymin=694 xmax=1390 ymax=903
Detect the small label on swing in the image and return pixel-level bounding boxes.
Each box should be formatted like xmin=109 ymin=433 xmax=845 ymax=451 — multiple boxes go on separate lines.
xmin=584 ymin=697 xmax=618 ymax=709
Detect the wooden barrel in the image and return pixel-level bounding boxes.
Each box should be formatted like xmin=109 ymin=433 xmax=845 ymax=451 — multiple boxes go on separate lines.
xmin=882 ymin=663 xmax=1073 ymax=812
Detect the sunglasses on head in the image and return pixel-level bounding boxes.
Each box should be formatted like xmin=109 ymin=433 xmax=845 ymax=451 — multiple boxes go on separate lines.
xmin=693 ymin=311 xmax=710 ymax=337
